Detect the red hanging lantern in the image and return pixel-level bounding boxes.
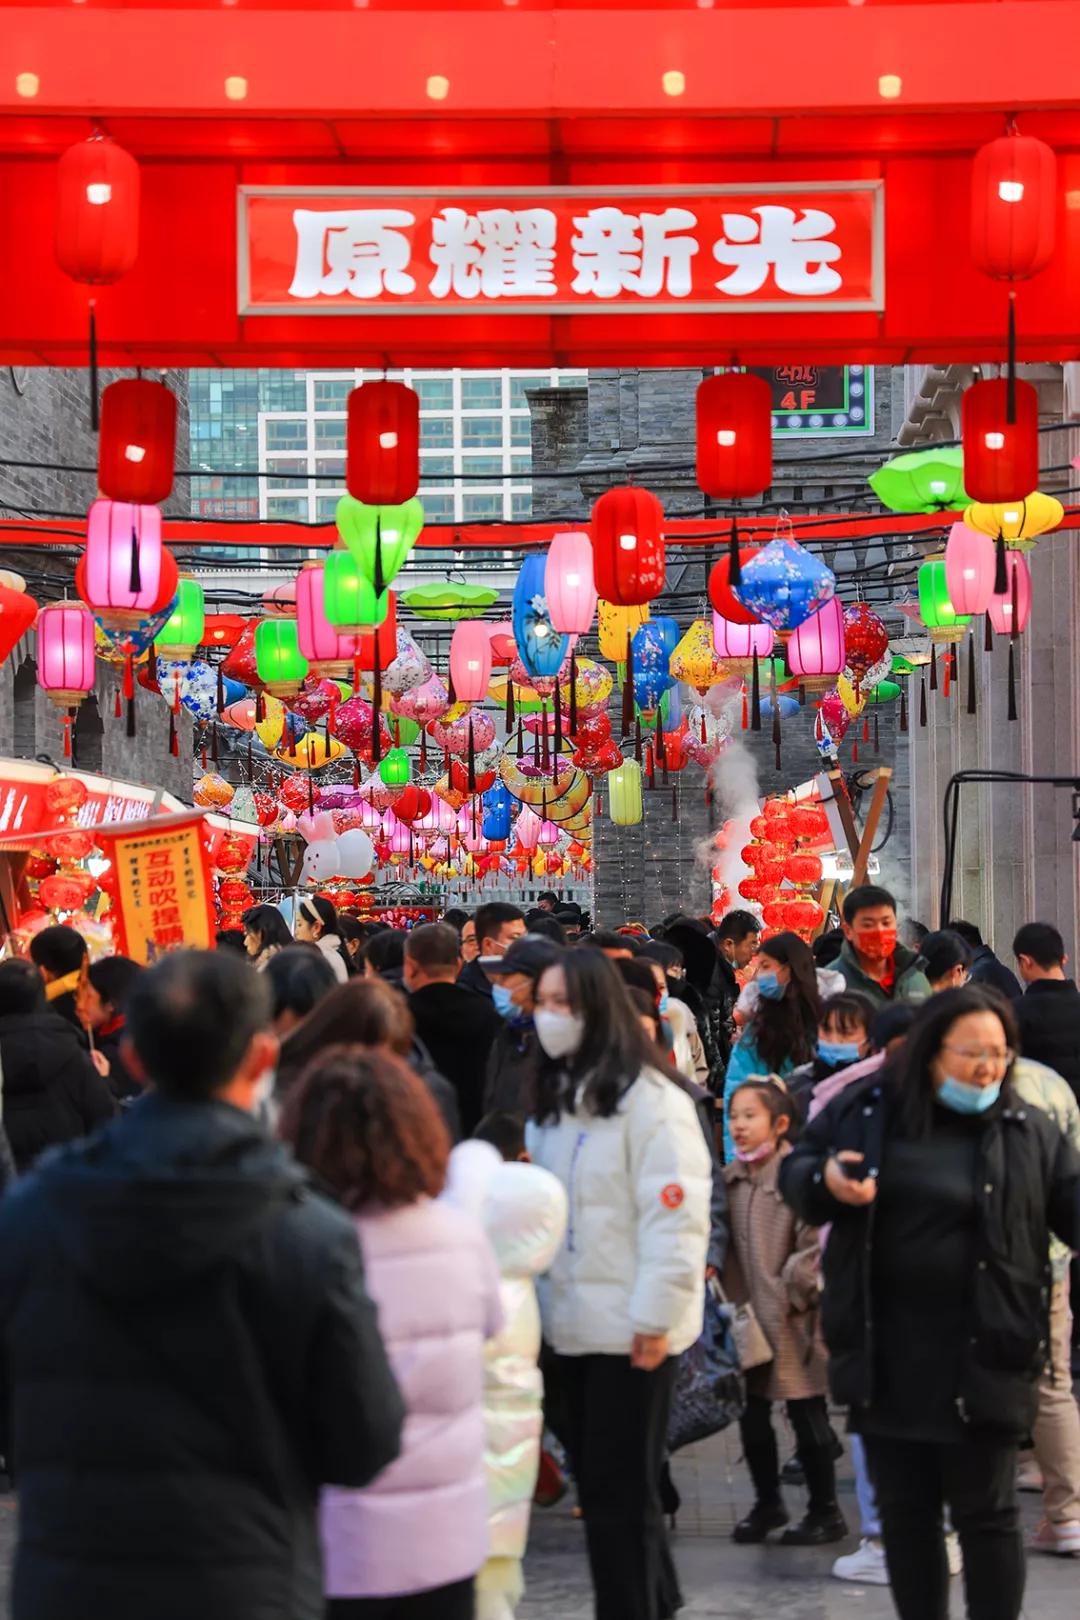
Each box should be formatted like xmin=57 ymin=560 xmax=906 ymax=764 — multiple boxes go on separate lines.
xmin=971 ymin=130 xmax=1057 ymax=282
xmin=590 ymin=487 xmax=665 ymax=605
xmin=696 ymin=373 xmax=773 ymax=498
xmin=55 ymin=133 xmax=140 ymax=287
xmin=97 ymin=379 xmax=177 ymax=505
xmin=708 ymin=548 xmax=762 ymax=626
xmin=961 ymin=378 xmax=1039 ymax=503
xmin=784 ymin=850 xmax=824 ymax=886
xmin=346 ymin=382 xmax=420 ymax=505
xmin=0 ymin=584 xmax=38 ymax=665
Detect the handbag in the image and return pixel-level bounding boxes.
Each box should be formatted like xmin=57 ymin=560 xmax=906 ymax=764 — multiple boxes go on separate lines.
xmin=666 ymin=1280 xmax=745 ymax=1454
xmin=715 ymin=1280 xmax=774 ymax=1372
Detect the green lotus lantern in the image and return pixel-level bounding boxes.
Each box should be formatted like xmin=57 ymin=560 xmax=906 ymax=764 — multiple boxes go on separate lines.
xmin=156 ymin=577 xmax=205 ymax=661
xmin=865 ymin=679 xmax=902 ymax=704
xmin=870 ymin=447 xmax=969 ymax=514
xmin=400 ymin=582 xmax=500 ymax=621
xmin=335 ymin=495 xmax=424 ymax=591
xmin=323 ymin=552 xmax=392 ymax=630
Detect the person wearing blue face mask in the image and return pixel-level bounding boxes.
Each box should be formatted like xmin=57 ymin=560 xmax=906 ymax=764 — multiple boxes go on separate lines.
xmin=481 ymin=936 xmax=563 ymax=1119
xmin=787 ymin=991 xmax=876 ymax=1122
xmin=781 ymin=985 xmax=1080 ymax=1620
xmin=721 ymin=933 xmax=821 ymax=1161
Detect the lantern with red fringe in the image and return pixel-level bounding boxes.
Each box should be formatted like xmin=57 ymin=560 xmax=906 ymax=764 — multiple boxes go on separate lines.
xmin=590 ymin=487 xmax=665 ymax=605
xmin=695 ymin=372 xmax=773 ymax=498
xmin=346 ymin=382 xmax=420 ymax=505
xmin=98 ymin=379 xmax=176 ymax=505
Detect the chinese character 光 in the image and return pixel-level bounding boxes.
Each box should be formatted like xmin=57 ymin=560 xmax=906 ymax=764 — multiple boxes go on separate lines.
xmin=429 ymin=208 xmax=557 ymax=298
xmin=571 ymin=207 xmax=698 ymax=299
xmin=713 ymin=207 xmax=842 ymax=297
xmin=289 ymin=209 xmax=417 ymax=299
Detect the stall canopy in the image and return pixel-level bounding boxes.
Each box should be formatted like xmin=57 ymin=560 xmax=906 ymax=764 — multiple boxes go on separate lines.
xmin=3 ymin=0 xmax=1080 ymax=368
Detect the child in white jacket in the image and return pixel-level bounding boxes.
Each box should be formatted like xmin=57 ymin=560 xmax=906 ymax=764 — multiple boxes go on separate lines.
xmin=445 ymin=1138 xmax=568 ymax=1620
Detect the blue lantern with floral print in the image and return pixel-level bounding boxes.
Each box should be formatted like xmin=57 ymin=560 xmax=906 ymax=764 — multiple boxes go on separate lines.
xmin=512 ymin=553 xmax=569 ymax=679
xmin=631 ymin=615 xmax=679 ymax=715
xmin=732 ymin=532 xmax=835 ymax=633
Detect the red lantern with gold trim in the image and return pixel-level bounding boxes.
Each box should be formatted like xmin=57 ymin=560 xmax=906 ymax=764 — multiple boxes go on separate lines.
xmin=961 ymin=378 xmax=1039 ymax=503
xmin=98 ymin=379 xmax=177 ymax=505
xmin=346 ymin=382 xmax=420 ymax=505
xmin=696 ymin=373 xmax=773 ymax=498
xmin=971 ymin=130 xmax=1057 ymax=282
xmin=590 ymin=487 xmax=665 ymax=605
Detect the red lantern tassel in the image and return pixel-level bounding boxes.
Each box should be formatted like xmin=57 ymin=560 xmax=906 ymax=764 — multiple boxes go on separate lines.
xmin=1007 ymin=640 xmax=1018 ymax=721
xmin=700 ymin=711 xmax=707 ymax=744
xmin=201 ymin=745 xmax=207 ymax=771
xmin=62 ymin=711 xmax=73 ymax=760
xmin=943 ymin=652 xmax=952 ymax=700
xmin=145 ymin=644 xmax=160 ymax=695
xmin=168 ymin=709 xmax=178 ymax=757
xmin=741 ymin=685 xmax=748 ymax=731
xmin=353 ymin=760 xmax=360 ymax=789
xmin=114 ymin=688 xmax=122 ymax=720
xmin=862 ymin=716 xmax=870 ymax=743
xmin=352 ymin=651 xmax=361 ymax=698
xmin=646 ymin=742 xmax=655 ymax=788
xmin=967 ymin=641 xmax=977 ymax=716
xmin=124 ymin=657 xmax=136 ymax=738
xmin=255 ymin=689 xmax=266 ymax=724
xmin=308 ymin=773 xmax=315 ymax=814
xmin=852 ymin=739 xmax=859 ymax=763
xmin=541 ymin=704 xmax=551 ymax=773
xmin=899 ymin=683 xmax=909 ymax=733
xmin=554 ymin=682 xmax=564 ymax=760
xmin=750 ymin=650 xmax=762 ymax=731
xmin=621 ymin=631 xmax=634 ymax=737
xmin=919 ymin=675 xmax=928 ymax=727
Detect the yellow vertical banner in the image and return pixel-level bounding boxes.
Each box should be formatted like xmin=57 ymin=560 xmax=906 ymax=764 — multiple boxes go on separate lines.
xmin=103 ymin=811 xmax=217 ymax=965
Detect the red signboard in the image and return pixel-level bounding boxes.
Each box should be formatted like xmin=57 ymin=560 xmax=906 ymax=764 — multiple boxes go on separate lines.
xmin=240 ymin=184 xmax=884 ymax=317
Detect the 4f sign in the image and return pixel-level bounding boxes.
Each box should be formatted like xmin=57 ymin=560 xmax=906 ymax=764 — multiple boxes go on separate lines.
xmin=239 ymin=183 xmax=884 ymax=317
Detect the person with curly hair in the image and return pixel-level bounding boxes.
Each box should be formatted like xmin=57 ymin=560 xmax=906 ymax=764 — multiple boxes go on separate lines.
xmin=281 ymin=1046 xmax=503 ymax=1618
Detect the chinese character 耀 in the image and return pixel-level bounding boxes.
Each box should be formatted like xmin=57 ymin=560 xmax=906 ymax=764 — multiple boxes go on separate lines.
xmin=571 ymin=207 xmax=698 ymax=298
xmin=429 ymin=208 xmax=558 ymax=298
xmin=713 ymin=207 xmax=842 ymax=297
xmin=289 ymin=209 xmax=417 ymax=299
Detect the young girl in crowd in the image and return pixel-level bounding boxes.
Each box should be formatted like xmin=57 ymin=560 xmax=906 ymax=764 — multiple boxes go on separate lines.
xmin=723 ymin=1077 xmax=845 ymax=1547
xmin=786 ymin=991 xmax=876 ymax=1119
xmin=281 ymin=1045 xmax=503 ymax=1618
xmin=722 ymin=933 xmax=821 ymax=1159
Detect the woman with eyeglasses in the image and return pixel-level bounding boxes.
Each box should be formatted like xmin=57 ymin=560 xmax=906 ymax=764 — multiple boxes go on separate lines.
xmin=781 ymin=985 xmax=1080 ymax=1620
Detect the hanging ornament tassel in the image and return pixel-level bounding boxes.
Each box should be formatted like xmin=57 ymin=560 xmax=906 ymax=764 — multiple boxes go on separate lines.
xmin=852 ymin=738 xmax=859 ymax=763
xmin=929 ymin=644 xmax=938 ymax=692
xmin=373 ymin=514 xmax=385 ymax=600
xmin=568 ymin=650 xmax=578 ymax=734
xmin=62 ymin=710 xmax=73 ymax=760
xmin=446 ymin=654 xmax=456 ymax=706
xmin=505 ymin=676 xmax=515 ymax=733
xmin=966 ymin=640 xmax=977 ymax=716
xmin=324 ymin=716 xmax=331 ymax=755
xmin=1006 ymin=291 xmax=1017 ymax=424
xmin=741 ymin=684 xmax=748 ymax=731
xmin=862 ymin=715 xmax=870 ymax=744
xmin=419 ymin=728 xmax=428 ymax=772
xmin=874 ymin=715 xmax=881 ymax=752
xmin=699 ymin=710 xmax=707 ymax=744
xmin=899 ymin=683 xmax=909 ymax=733
xmin=646 ymin=741 xmax=656 ymax=789
xmin=772 ymin=701 xmax=782 ymax=773
xmin=1007 ymin=640 xmax=1018 ymax=721
xmin=255 ymin=689 xmax=266 ymax=724
xmin=128 ymin=519 xmax=142 ymax=596
xmin=308 ymin=773 xmax=315 ymax=814
xmin=467 ymin=714 xmax=477 ymax=794
xmin=750 ymin=650 xmax=762 ymax=730
xmin=353 ymin=759 xmax=360 ymax=789
xmin=1007 ymin=563 xmax=1020 ymax=722
xmin=532 ymin=723 xmax=541 ymax=770
xmin=994 ymin=530 xmax=1008 ymax=597
xmin=124 ymin=656 xmax=136 ymax=738
xmin=621 ymin=632 xmax=634 ymax=737
xmin=88 ymin=300 xmax=99 ymax=432
xmin=200 ymin=744 xmax=207 ymax=771
xmin=372 ymin=630 xmax=383 ymax=727
xmin=216 ymin=663 xmax=225 ymax=716
xmin=944 ymin=652 xmax=953 ymax=700
xmin=516 ymin=722 xmax=524 ymax=760
xmin=541 ymin=703 xmax=551 ymax=772
xmin=728 ymin=516 xmax=742 ymax=588
xmin=984 ymin=613 xmax=995 ymax=653
xmin=919 ymin=675 xmax=928 ymax=727
xmin=114 ymin=688 xmax=122 ymax=721
xmin=553 ymin=683 xmax=564 ymax=766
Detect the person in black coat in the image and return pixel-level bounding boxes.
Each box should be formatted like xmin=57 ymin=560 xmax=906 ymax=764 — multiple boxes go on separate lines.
xmin=84 ymin=955 xmax=145 ymax=1104
xmin=0 ymin=958 xmax=114 ymax=1173
xmin=479 ymin=935 xmax=563 ymax=1118
xmin=1012 ymin=920 xmax=1080 ymax=1100
xmin=404 ymin=923 xmax=504 ymax=1134
xmin=28 ymin=922 xmax=88 ymax=1032
xmin=780 ymin=985 xmax=1080 ymax=1620
xmin=948 ymin=919 xmax=1023 ymax=1001
xmin=0 ymin=949 xmax=404 ymax=1620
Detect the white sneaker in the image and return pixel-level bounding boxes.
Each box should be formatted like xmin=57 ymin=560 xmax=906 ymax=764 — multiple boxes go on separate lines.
xmin=1031 ymin=1518 xmax=1080 ymax=1556
xmin=832 ymin=1538 xmax=890 ymax=1585
xmin=1017 ymin=1460 xmax=1046 ymax=1493
xmin=945 ymin=1531 xmax=963 ymax=1577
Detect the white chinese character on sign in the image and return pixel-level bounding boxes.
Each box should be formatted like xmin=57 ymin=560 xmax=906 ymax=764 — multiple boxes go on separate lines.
xmin=429 ymin=208 xmax=558 ymax=297
xmin=712 ymin=206 xmax=842 ymax=297
xmin=289 ymin=209 xmax=417 ymax=299
xmin=570 ymin=207 xmax=698 ymax=298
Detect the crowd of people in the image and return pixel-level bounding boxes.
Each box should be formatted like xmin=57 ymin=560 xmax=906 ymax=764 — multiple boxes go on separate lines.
xmin=0 ymin=885 xmax=1076 ymax=1620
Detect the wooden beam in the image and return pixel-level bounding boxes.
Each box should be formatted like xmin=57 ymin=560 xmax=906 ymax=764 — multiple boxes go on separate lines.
xmin=852 ymin=767 xmax=893 ymax=889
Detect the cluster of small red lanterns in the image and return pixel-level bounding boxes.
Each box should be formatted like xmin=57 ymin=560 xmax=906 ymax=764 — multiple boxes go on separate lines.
xmin=735 ymin=798 xmax=830 ymax=940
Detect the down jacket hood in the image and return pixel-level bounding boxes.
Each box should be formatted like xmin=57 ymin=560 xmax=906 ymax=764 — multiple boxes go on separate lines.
xmin=444 ymin=1139 xmax=567 ymax=1279
xmin=31 ymin=1089 xmax=307 ymax=1303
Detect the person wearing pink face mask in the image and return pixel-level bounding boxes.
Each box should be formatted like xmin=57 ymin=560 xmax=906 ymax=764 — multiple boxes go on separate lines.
xmin=834 ymin=885 xmax=931 ymax=1009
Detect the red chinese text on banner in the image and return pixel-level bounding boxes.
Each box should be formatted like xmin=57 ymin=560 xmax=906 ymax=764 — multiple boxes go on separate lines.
xmin=96 ymin=810 xmax=217 ymax=964
xmin=240 ymin=184 xmax=884 ymax=317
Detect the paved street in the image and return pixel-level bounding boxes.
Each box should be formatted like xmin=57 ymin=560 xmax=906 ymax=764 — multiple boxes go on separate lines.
xmin=520 ymin=1427 xmax=1079 ymax=1618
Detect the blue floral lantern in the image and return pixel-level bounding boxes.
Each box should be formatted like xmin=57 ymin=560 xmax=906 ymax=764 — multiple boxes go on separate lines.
xmin=631 ymin=615 xmax=679 ymax=715
xmin=481 ymin=780 xmax=512 ymax=841
xmin=732 ymin=534 xmax=835 ymax=632
xmin=759 ymin=693 xmax=801 ymax=720
xmin=512 ymin=553 xmax=569 ymax=679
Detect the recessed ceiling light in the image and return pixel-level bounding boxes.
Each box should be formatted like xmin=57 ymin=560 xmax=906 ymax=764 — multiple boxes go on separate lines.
xmin=426 ymin=75 xmax=450 ymax=101
xmin=224 ymin=75 xmax=248 ymax=101
xmin=878 ymin=73 xmax=902 ymax=99
xmin=662 ymin=70 xmax=686 ymax=97
xmin=15 ymin=72 xmax=39 ymax=98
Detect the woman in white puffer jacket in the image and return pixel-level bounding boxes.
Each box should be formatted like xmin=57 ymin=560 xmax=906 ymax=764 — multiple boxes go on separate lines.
xmin=444 ymin=1139 xmax=568 ymax=1620
xmin=524 ymin=950 xmax=712 ymax=1620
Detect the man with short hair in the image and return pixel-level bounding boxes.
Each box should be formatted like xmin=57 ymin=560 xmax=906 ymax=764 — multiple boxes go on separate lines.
xmin=833 ymin=884 xmax=931 ymax=1007
xmin=458 ymin=902 xmax=527 ymax=998
xmin=0 ymin=949 xmax=404 ymax=1620
xmin=28 ymin=923 xmax=88 ymax=1031
xmin=949 ymin=918 xmax=1023 ymax=1000
xmin=1013 ymin=921 xmax=1080 ymax=1100
xmin=712 ymin=909 xmax=761 ymax=1065
xmin=404 ymin=922 xmax=504 ymax=1134
xmin=535 ymin=891 xmax=559 ymax=914
xmin=482 ymin=936 xmax=562 ymax=1116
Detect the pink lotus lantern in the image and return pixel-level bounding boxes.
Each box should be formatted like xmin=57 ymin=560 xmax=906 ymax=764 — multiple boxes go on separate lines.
xmin=537 ymin=819 xmax=560 ymax=848
xmin=296 ymin=563 xmax=359 ymax=679
xmin=987 ymin=553 xmax=1032 ymax=635
xmin=945 ymin=523 xmax=997 ymax=616
xmin=84 ymin=499 xmax=163 ymax=614
xmin=787 ymin=597 xmax=845 ymax=691
xmin=711 ymin=612 xmax=774 ymax=672
xmin=515 ymin=807 xmax=543 ymax=851
xmin=449 ymin=621 xmax=493 ymax=703
xmin=545 ymin=532 xmax=597 ymax=635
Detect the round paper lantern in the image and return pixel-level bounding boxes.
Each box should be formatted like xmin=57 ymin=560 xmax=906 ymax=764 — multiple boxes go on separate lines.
xmin=669 ymin=618 xmax=729 ymax=694
xmin=335 ymin=495 xmax=423 ymax=589
xmin=97 ymin=378 xmax=176 ymax=505
xmin=631 ymin=617 xmax=679 ymax=713
xmin=43 ymin=776 xmax=88 ymax=817
xmin=0 ymin=584 xmax=38 ymax=664
xmin=482 ymin=781 xmax=512 ymax=842
xmin=590 ymin=487 xmax=665 ymax=605
xmin=597 ymin=600 xmax=650 ymax=661
xmin=84 ymin=499 xmax=164 ymax=616
xmin=295 ymin=563 xmax=360 ymax=679
xmin=156 ymin=577 xmax=205 ymax=662
xmin=918 ymin=559 xmax=972 ymax=642
xmin=512 ymin=552 xmax=569 ymax=679
xmin=987 ymin=552 xmax=1032 ymax=635
xmin=545 ymin=531 xmax=597 ymax=635
xmin=40 ymin=871 xmax=96 ymax=913
xmin=391 ymin=675 xmax=450 ymax=726
xmin=276 ymin=732 xmax=346 ymax=771
xmin=961 ymin=378 xmax=1039 ymax=504
xmin=379 ymin=748 xmax=411 ymax=787
xmin=842 ymin=603 xmax=890 ymax=682
xmin=255 ymin=619 xmax=309 ymax=697
xmin=55 ymin=133 xmax=140 ymax=286
xmin=971 ymin=129 xmax=1056 ymax=282
xmin=607 ymin=760 xmax=643 ymax=826
xmin=696 ymin=372 xmax=773 ymax=498
xmin=711 ymin=612 xmax=774 ymax=673
xmin=708 ymin=547 xmax=763 ymax=626
xmin=732 ymin=534 xmax=835 ymax=632
xmin=346 ymin=382 xmax=420 ymax=506
xmin=37 ymin=603 xmax=96 ymax=707
xmin=449 ymin=620 xmax=493 ymax=702
xmin=945 ymin=522 xmax=997 ymax=615
xmin=787 ymin=597 xmax=845 ymax=690
xmin=323 ymin=552 xmax=391 ymax=632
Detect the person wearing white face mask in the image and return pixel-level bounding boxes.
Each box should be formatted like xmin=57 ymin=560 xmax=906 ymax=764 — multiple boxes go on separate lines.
xmin=524 ymin=950 xmax=711 ymax=1620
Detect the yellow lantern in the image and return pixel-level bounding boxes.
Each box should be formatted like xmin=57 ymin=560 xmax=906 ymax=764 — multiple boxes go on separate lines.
xmin=598 ymin=600 xmax=650 ymax=662
xmin=837 ymin=673 xmax=868 ymax=718
xmin=567 ymin=655 xmax=614 ymax=711
xmin=669 ymin=618 xmax=730 ymax=694
xmin=275 ymin=732 xmax=346 ymax=770
xmin=255 ymin=693 xmax=286 ymax=751
xmin=607 ymin=759 xmax=643 ymax=826
xmin=963 ymin=491 xmax=1064 ymax=551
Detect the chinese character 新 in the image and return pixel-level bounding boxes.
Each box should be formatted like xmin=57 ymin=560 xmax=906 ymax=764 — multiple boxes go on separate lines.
xmin=571 ymin=207 xmax=698 ymax=298
xmin=289 ymin=209 xmax=417 ymax=299
xmin=713 ymin=207 xmax=842 ymax=297
xmin=429 ymin=208 xmax=557 ymax=298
